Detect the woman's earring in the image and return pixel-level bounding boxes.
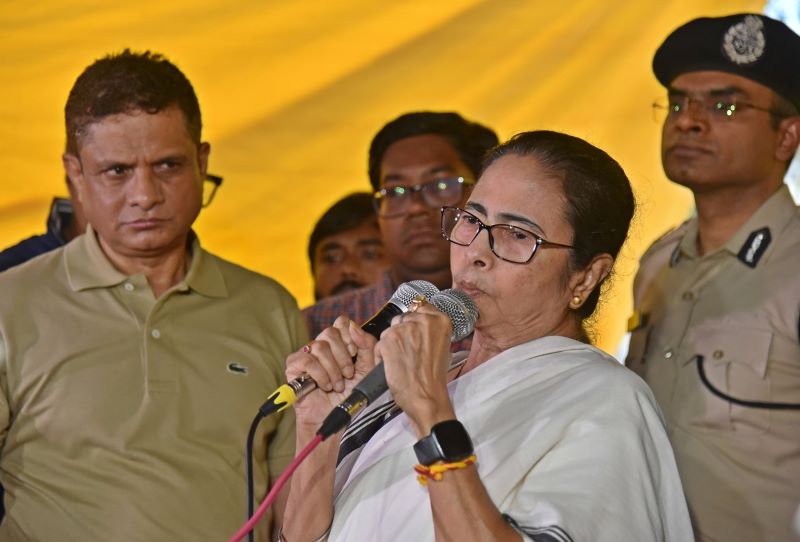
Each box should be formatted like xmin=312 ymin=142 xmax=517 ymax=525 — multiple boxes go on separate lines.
xmin=572 ymin=295 xmax=581 ymax=306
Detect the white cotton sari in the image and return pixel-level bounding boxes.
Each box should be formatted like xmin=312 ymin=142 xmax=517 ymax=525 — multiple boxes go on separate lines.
xmin=329 ymin=336 xmax=693 ymax=542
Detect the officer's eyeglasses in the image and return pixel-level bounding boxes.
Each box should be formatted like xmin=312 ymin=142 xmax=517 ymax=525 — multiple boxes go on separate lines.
xmin=373 ymin=177 xmax=474 ymax=218
xmin=440 ymin=206 xmax=573 ymax=264
xmin=651 ymin=94 xmax=780 ymax=123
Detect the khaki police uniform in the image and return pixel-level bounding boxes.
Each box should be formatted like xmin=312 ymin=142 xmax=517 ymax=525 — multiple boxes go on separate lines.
xmin=0 ymin=227 xmax=307 ymax=541
xmin=626 ymin=185 xmax=800 ymax=542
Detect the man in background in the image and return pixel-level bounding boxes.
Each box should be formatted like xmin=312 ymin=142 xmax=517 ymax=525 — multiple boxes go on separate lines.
xmin=303 ymin=111 xmax=498 ymax=340
xmin=308 ymin=192 xmax=388 ymax=300
xmin=626 ymin=14 xmax=800 ymax=541
xmin=0 ymin=50 xmax=305 ymax=541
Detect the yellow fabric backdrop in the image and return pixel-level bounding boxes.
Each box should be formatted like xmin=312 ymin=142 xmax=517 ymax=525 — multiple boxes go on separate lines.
xmin=0 ymin=0 xmax=763 ymax=352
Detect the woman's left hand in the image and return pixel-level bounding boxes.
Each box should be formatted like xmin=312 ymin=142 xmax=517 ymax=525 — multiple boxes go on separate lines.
xmin=377 ymin=300 xmax=457 ymax=438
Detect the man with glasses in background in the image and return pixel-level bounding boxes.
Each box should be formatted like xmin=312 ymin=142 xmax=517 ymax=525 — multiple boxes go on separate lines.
xmin=303 ymin=111 xmax=498 ymax=344
xmin=0 ymin=173 xmax=220 ymax=522
xmin=625 ymin=14 xmax=800 ymax=541
xmin=0 ymin=50 xmax=305 ymax=541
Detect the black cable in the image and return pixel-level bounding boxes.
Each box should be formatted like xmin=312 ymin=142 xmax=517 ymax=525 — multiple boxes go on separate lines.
xmin=244 ymin=400 xmax=285 ymax=542
xmin=245 ymin=410 xmax=265 ymax=542
xmin=318 ymin=405 xmax=353 ymax=440
xmin=696 ymin=355 xmax=800 ymax=410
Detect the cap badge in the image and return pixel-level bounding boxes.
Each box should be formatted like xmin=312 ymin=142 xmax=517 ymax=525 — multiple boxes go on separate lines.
xmin=722 ymin=15 xmax=765 ymax=65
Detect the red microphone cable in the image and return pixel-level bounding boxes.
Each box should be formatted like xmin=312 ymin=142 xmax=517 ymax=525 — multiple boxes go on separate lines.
xmin=228 ymin=433 xmax=323 ymax=542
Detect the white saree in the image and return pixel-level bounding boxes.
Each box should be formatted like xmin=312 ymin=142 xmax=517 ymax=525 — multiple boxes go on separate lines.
xmin=329 ymin=336 xmax=693 ymax=541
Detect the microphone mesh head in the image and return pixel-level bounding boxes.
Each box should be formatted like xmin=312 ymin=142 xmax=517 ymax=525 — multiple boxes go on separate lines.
xmin=430 ymin=289 xmax=479 ymax=341
xmin=390 ymin=280 xmax=439 ymax=309
xmin=406 ymin=280 xmax=439 ymax=300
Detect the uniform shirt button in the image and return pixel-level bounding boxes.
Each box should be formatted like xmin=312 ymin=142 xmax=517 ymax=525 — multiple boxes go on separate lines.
xmin=664 ymin=349 xmax=674 ymax=359
xmin=713 ymin=350 xmax=724 ymax=359
xmin=123 ymin=282 xmax=134 ymax=292
xmin=682 ymin=291 xmax=694 ymax=301
xmin=151 ymin=329 xmax=161 ymax=339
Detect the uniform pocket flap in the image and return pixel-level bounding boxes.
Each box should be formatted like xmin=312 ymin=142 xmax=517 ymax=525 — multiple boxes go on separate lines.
xmin=684 ymin=325 xmax=771 ymax=379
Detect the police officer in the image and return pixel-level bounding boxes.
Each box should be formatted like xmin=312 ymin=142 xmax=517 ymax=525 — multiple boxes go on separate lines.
xmin=626 ymin=13 xmax=800 ymax=542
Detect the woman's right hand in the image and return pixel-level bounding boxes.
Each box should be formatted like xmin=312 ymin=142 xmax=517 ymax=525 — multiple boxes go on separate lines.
xmin=286 ymin=315 xmax=378 ymax=431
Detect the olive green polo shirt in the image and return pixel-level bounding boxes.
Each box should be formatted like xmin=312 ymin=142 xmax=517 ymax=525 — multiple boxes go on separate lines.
xmin=0 ymin=227 xmax=307 ymax=541
xmin=627 ymin=185 xmax=800 ymax=542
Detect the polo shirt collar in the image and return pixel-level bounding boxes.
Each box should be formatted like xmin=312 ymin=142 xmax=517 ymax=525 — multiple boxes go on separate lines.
xmin=66 ymin=226 xmax=228 ymax=298
xmin=674 ymin=185 xmax=796 ymax=267
xmin=181 ymin=237 xmax=228 ymax=298
xmin=66 ymin=225 xmax=128 ymax=290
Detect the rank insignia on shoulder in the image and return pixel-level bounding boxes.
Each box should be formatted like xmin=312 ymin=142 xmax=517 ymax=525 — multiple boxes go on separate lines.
xmin=627 ymin=311 xmax=649 ymax=332
xmin=737 ymin=227 xmax=771 ymax=268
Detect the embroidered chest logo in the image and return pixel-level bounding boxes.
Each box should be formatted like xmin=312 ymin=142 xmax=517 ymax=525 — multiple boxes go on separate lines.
xmin=722 ymin=15 xmax=765 ymax=65
xmin=227 ymin=362 xmax=249 ymax=375
xmin=737 ymin=227 xmax=771 ymax=268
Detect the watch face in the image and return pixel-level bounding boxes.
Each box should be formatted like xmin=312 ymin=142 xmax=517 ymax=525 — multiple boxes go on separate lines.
xmin=434 ymin=420 xmax=473 ymax=460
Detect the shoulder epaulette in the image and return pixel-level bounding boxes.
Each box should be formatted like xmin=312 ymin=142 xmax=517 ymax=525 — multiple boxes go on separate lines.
xmin=640 ymin=220 xmax=690 ymax=263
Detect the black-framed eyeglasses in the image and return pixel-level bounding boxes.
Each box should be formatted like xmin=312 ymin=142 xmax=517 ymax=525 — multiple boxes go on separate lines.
xmin=373 ymin=177 xmax=474 ymax=218
xmin=440 ymin=206 xmax=573 ymax=264
xmin=202 ymin=173 xmax=223 ymax=208
xmin=651 ymin=94 xmax=781 ymax=123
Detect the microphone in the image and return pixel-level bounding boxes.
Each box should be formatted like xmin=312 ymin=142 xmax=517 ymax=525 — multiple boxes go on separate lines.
xmin=260 ymin=280 xmax=439 ymax=415
xmin=317 ymin=288 xmax=478 ymax=438
xmin=359 ymin=280 xmax=440 ymax=339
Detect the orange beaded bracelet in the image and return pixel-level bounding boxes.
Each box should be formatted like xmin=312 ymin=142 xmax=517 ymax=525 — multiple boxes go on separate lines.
xmin=414 ymin=455 xmax=477 ymax=486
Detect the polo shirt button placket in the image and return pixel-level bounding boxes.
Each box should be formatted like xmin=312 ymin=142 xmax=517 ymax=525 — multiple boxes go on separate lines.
xmin=151 ymin=329 xmax=161 ymax=340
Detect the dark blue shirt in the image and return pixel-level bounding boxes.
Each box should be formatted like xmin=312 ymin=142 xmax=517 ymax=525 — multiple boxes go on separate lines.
xmin=0 ymin=198 xmax=73 ymax=272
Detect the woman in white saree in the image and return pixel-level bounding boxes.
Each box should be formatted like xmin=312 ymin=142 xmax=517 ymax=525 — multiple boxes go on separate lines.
xmin=280 ymin=130 xmax=693 ymax=542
